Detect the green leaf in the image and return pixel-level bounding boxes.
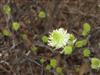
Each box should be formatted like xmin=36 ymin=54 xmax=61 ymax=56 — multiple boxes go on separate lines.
xmin=82 ymin=23 xmax=91 ymax=36
xmin=3 ymin=4 xmax=11 ymax=15
xmin=56 ymin=67 xmax=63 ymax=74
xmin=40 ymin=58 xmax=45 ymax=64
xmin=69 ymin=34 xmax=77 ymax=45
xmin=31 ymin=46 xmax=38 ymax=52
xmin=46 ymin=65 xmax=51 ymax=70
xmin=38 ymin=11 xmax=46 ymax=18
xmin=50 ymin=59 xmax=57 ymax=68
xmin=2 ymin=29 xmax=12 ymax=36
xmin=21 ymin=34 xmax=28 ymax=40
xmin=70 ymin=34 xmax=76 ymax=41
xmin=63 ymin=46 xmax=73 ymax=55
xmin=12 ymin=22 xmax=21 ymax=31
xmin=91 ymin=58 xmax=100 ymax=69
xmin=83 ymin=48 xmax=91 ymax=57
xmin=42 ymin=35 xmax=48 ymax=43
xmin=75 ymin=39 xmax=88 ymax=48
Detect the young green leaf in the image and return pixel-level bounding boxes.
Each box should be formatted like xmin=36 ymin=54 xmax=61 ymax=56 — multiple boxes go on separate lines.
xmin=83 ymin=48 xmax=91 ymax=57
xmin=69 ymin=34 xmax=77 ymax=45
xmin=21 ymin=34 xmax=28 ymax=40
xmin=2 ymin=29 xmax=12 ymax=36
xmin=63 ymin=46 xmax=73 ymax=55
xmin=50 ymin=59 xmax=57 ymax=68
xmin=40 ymin=58 xmax=45 ymax=64
xmin=12 ymin=22 xmax=21 ymax=31
xmin=75 ymin=39 xmax=88 ymax=48
xmin=56 ymin=67 xmax=63 ymax=74
xmin=31 ymin=46 xmax=38 ymax=52
xmin=46 ymin=65 xmax=51 ymax=71
xmin=70 ymin=34 xmax=76 ymax=41
xmin=3 ymin=4 xmax=11 ymax=15
xmin=91 ymin=58 xmax=100 ymax=70
xmin=82 ymin=23 xmax=91 ymax=36
xmin=38 ymin=10 xmax=46 ymax=18
xmin=42 ymin=35 xmax=48 ymax=43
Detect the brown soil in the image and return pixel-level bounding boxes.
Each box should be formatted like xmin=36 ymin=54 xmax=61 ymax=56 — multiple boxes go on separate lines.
xmin=0 ymin=0 xmax=100 ymax=75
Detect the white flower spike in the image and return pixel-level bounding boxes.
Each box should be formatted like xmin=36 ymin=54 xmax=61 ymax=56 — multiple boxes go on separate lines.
xmin=48 ymin=28 xmax=70 ymax=49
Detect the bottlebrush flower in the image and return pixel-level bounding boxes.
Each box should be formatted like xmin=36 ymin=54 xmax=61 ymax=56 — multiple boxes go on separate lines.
xmin=48 ymin=28 xmax=70 ymax=49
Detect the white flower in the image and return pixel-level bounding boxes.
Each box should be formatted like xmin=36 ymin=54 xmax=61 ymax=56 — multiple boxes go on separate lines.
xmin=48 ymin=28 xmax=70 ymax=49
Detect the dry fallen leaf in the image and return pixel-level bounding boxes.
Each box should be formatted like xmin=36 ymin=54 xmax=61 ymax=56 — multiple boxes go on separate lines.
xmin=79 ymin=62 xmax=90 ymax=75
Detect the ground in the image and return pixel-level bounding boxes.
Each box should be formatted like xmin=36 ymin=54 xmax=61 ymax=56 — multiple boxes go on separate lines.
xmin=0 ymin=0 xmax=100 ymax=75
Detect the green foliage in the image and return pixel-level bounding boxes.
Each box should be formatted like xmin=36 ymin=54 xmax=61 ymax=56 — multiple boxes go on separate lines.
xmin=82 ymin=23 xmax=91 ymax=36
xmin=46 ymin=65 xmax=51 ymax=71
xmin=83 ymin=48 xmax=91 ymax=57
xmin=69 ymin=34 xmax=76 ymax=45
xmin=3 ymin=4 xmax=11 ymax=15
xmin=70 ymin=34 xmax=76 ymax=41
xmin=12 ymin=22 xmax=21 ymax=31
xmin=42 ymin=35 xmax=48 ymax=43
xmin=63 ymin=46 xmax=73 ymax=55
xmin=91 ymin=58 xmax=100 ymax=70
xmin=40 ymin=58 xmax=45 ymax=64
xmin=21 ymin=34 xmax=28 ymax=40
xmin=56 ymin=67 xmax=63 ymax=74
xmin=50 ymin=59 xmax=57 ymax=68
xmin=2 ymin=29 xmax=12 ymax=36
xmin=31 ymin=46 xmax=38 ymax=52
xmin=38 ymin=10 xmax=46 ymax=18
xmin=75 ymin=39 xmax=88 ymax=48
